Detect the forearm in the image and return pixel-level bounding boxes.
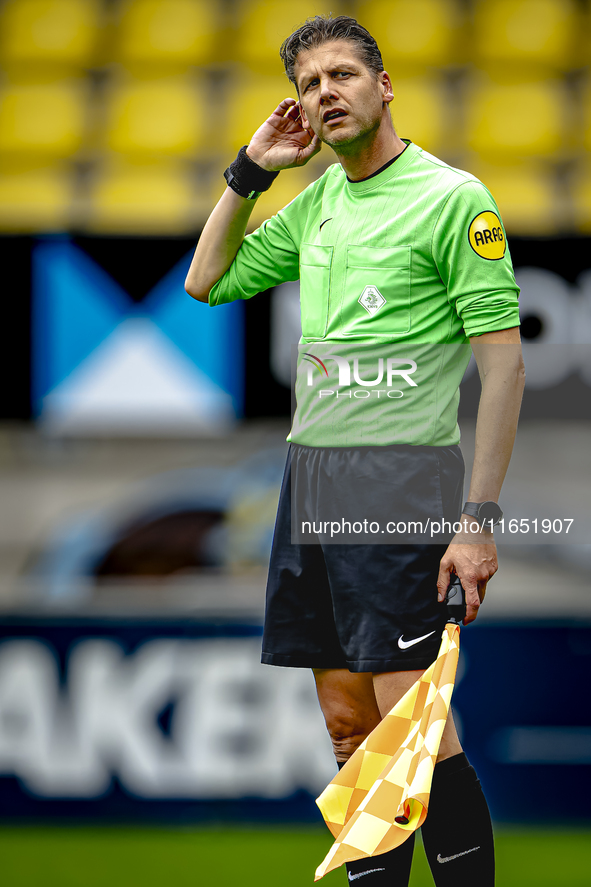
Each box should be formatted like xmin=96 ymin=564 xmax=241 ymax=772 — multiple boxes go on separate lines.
xmin=185 ymin=96 xmax=321 ymax=304
xmin=466 ymin=349 xmax=525 ymax=504
xmin=184 ymin=187 xmax=258 ymax=303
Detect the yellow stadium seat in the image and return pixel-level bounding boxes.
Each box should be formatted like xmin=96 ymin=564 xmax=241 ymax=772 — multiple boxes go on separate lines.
xmin=87 ymin=159 xmax=206 ymax=233
xmin=391 ymin=76 xmax=447 ymax=154
xmin=0 ymin=0 xmax=101 ymax=71
xmin=115 ymin=0 xmax=221 ymax=69
xmin=470 ymin=162 xmax=559 ymax=235
xmin=464 ymin=75 xmax=567 ymax=159
xmin=0 ymin=79 xmax=88 ymax=159
xmin=356 ymin=0 xmax=462 ymax=69
xmin=103 ymin=75 xmax=206 ymax=157
xmin=571 ymin=163 xmax=591 ymax=234
xmin=472 ymin=0 xmax=578 ymax=69
xmin=236 ymin=0 xmax=344 ymax=72
xmin=0 ymin=162 xmax=74 ymax=231
xmin=226 ymin=72 xmax=295 ymax=152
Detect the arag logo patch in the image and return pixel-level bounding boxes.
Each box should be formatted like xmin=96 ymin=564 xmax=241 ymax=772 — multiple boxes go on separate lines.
xmin=468 ymin=211 xmax=506 ymax=260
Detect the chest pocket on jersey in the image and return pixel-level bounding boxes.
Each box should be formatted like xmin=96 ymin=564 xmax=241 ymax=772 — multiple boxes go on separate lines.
xmin=300 ymin=243 xmax=333 ymax=339
xmin=343 ymin=245 xmax=411 ymax=337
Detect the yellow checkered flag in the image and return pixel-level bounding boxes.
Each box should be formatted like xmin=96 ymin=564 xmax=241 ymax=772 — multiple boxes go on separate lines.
xmin=315 ymin=623 xmax=460 ymax=880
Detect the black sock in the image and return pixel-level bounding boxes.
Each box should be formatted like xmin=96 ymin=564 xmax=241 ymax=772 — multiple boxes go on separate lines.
xmin=345 ymin=834 xmax=416 ymax=887
xmin=420 ymin=752 xmax=494 ymax=887
xmin=336 ymin=761 xmax=416 ymax=887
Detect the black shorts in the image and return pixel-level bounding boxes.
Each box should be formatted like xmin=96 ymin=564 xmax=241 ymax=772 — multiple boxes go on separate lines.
xmin=262 ymin=443 xmax=464 ymax=673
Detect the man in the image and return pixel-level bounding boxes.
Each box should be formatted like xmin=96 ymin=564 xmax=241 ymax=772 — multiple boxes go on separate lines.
xmin=185 ymin=15 xmax=524 ymax=887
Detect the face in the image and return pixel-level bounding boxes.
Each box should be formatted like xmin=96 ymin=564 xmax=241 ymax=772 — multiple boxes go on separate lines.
xmin=293 ymin=40 xmax=393 ymax=151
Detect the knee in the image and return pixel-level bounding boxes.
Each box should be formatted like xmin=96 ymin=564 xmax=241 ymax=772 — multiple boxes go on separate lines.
xmin=325 ymin=713 xmax=373 ymax=762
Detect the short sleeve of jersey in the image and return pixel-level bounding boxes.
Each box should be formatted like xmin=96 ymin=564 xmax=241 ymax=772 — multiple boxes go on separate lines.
xmin=432 ymin=180 xmax=520 ymax=337
xmin=208 ymin=176 xmax=325 ymax=307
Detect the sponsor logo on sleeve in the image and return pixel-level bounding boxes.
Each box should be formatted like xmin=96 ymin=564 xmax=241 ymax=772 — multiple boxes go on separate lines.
xmin=468 ymin=211 xmax=506 ymax=260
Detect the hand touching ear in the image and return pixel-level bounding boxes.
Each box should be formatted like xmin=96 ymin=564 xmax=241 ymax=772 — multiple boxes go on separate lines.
xmin=246 ymin=98 xmax=322 ymax=171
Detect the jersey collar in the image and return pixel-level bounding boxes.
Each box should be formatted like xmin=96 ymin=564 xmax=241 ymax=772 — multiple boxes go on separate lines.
xmin=346 ymin=140 xmax=419 ymax=193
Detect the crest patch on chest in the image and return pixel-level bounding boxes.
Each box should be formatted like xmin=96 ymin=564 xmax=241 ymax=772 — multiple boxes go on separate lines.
xmin=358 ymin=285 xmax=386 ymax=316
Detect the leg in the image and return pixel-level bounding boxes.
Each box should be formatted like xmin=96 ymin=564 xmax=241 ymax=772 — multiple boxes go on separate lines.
xmin=373 ymin=670 xmax=463 ymax=762
xmin=313 ymin=668 xmax=415 ymax=887
xmin=313 ymin=668 xmax=381 ymax=762
xmin=372 ymin=670 xmax=494 ymax=887
xmin=420 ymin=753 xmax=495 ymax=887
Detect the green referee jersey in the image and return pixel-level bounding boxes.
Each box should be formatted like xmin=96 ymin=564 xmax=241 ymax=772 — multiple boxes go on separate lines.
xmin=209 ymin=141 xmax=520 ymax=447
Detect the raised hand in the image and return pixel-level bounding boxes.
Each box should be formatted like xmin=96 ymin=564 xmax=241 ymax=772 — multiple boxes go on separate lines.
xmin=246 ymin=98 xmax=321 ymax=172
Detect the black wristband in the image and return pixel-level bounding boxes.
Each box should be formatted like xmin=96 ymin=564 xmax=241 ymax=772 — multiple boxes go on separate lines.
xmin=223 ymin=146 xmax=279 ymax=200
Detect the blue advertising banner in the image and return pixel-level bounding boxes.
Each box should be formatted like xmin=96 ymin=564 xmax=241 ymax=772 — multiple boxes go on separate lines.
xmin=0 ymin=617 xmax=589 ymax=824
xmin=32 ymin=239 xmax=245 ymax=434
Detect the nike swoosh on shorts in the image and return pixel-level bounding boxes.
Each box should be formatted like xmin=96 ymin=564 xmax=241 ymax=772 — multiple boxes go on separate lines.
xmin=398 ymin=630 xmax=436 ymax=650
xmin=437 ymin=846 xmax=480 ymax=864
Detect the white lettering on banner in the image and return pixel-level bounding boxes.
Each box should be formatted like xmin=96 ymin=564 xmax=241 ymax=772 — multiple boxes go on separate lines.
xmin=0 ymin=642 xmax=61 ymax=791
xmin=516 ymin=268 xmax=591 ymax=389
xmin=0 ymin=638 xmax=334 ymax=800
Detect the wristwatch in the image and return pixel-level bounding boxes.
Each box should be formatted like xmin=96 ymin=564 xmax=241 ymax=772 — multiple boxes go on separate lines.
xmin=462 ymin=500 xmax=504 ymax=528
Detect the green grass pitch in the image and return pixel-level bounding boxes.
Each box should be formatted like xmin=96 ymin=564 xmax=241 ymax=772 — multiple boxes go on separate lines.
xmin=0 ymin=825 xmax=589 ymax=887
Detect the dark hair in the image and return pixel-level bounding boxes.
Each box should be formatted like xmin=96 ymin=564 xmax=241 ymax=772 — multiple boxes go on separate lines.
xmin=279 ymin=14 xmax=384 ymax=88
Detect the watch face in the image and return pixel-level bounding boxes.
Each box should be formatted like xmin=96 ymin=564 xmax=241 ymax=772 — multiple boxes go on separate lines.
xmin=479 ymin=501 xmax=503 ymax=525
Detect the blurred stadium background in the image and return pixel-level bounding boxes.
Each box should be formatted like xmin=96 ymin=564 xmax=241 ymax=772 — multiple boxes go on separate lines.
xmin=0 ymin=1 xmax=590 ymax=885
xmin=0 ymin=0 xmax=590 ymax=234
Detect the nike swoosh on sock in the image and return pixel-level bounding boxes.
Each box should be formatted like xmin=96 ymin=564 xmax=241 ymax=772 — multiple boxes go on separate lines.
xmin=347 ymin=867 xmax=386 ymax=880
xmin=437 ymin=846 xmax=480 ymax=864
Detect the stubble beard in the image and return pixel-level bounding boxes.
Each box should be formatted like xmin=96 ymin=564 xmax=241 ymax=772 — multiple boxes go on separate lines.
xmin=319 ymin=112 xmax=382 ymax=156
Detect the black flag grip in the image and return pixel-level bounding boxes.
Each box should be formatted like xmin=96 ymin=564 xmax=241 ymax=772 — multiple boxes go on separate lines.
xmin=445 ymin=574 xmax=466 ymax=625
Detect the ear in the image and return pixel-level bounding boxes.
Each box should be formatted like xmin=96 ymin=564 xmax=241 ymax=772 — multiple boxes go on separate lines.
xmin=381 ymin=71 xmax=394 ymax=105
xmin=299 ymin=101 xmax=312 ymax=131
